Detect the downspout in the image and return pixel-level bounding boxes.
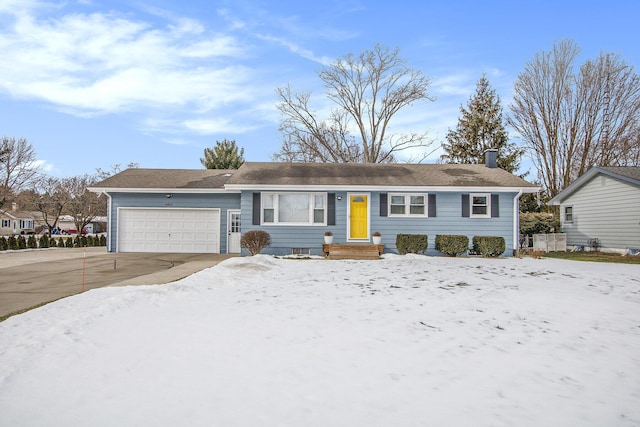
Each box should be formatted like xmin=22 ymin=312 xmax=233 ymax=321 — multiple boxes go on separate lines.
xmin=513 ymin=190 xmax=523 ymax=256
xmin=104 ymin=192 xmax=113 ymax=252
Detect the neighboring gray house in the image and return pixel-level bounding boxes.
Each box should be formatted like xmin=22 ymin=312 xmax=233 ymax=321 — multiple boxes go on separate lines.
xmin=549 ymin=166 xmax=640 ymax=252
xmin=89 ymin=154 xmax=538 ymax=256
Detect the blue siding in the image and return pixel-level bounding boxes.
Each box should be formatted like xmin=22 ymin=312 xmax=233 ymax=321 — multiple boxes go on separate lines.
xmin=241 ymin=190 xmax=518 ymax=256
xmin=108 ymin=192 xmax=241 ymax=253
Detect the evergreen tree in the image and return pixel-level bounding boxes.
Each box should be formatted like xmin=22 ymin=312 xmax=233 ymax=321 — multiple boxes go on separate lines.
xmin=200 ymin=139 xmax=245 ymax=169
xmin=441 ymin=75 xmax=523 ymax=173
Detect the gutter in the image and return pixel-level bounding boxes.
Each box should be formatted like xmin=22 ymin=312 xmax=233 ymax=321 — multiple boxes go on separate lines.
xmin=103 ymin=192 xmax=112 ymax=252
xmin=513 ymin=190 xmax=523 ymax=256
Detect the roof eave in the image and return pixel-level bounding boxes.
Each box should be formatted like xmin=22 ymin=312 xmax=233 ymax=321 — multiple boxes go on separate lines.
xmin=88 ymin=187 xmax=240 ymax=194
xmin=548 ymin=166 xmax=640 ymax=205
xmin=224 ymin=184 xmax=540 ymax=193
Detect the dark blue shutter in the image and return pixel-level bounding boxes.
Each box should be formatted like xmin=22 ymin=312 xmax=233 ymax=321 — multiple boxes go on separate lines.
xmin=461 ymin=194 xmax=470 ymax=217
xmin=428 ymin=194 xmax=436 ymax=217
xmin=491 ymin=194 xmax=500 ymax=217
xmin=252 ymin=192 xmax=261 ymax=225
xmin=327 ymin=193 xmax=336 ymax=225
xmin=380 ymin=193 xmax=388 ymax=217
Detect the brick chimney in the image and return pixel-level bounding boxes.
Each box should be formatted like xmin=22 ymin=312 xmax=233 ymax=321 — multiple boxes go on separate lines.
xmin=484 ymin=149 xmax=498 ymax=168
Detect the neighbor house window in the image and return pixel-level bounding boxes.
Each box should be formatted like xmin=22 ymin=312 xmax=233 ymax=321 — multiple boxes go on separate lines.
xmin=470 ymin=193 xmax=491 ymax=218
xmin=19 ymin=219 xmax=33 ymax=229
xmin=262 ymin=193 xmax=327 ymax=225
xmin=1 ymin=219 xmax=9 ymax=228
xmin=564 ymin=206 xmax=573 ymax=223
xmin=388 ymin=194 xmax=428 ymax=217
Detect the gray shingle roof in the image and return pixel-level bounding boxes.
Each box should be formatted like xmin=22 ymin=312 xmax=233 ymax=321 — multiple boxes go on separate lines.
xmin=90 ymin=168 xmax=235 ymax=190
xmin=598 ymin=166 xmax=640 ymax=183
xmin=226 ymin=162 xmax=537 ymax=189
xmin=89 ymin=163 xmax=538 ymax=191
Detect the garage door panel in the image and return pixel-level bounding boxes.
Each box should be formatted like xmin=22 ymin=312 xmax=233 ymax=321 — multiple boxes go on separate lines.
xmin=119 ymin=208 xmax=220 ymax=253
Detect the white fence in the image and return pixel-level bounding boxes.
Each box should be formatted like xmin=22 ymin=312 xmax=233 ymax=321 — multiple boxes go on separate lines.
xmin=533 ymin=233 xmax=567 ymax=252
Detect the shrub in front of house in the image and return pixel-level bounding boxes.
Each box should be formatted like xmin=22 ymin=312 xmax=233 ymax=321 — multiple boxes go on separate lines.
xmin=0 ymin=236 xmax=7 ymax=251
xmin=473 ymin=236 xmax=506 ymax=257
xmin=17 ymin=235 xmax=27 ymax=250
xmin=74 ymin=235 xmax=87 ymax=247
xmin=7 ymin=235 xmax=17 ymax=250
xmin=435 ymin=235 xmax=469 ymax=257
xmin=38 ymin=234 xmax=49 ymax=248
xmin=395 ymin=234 xmax=428 ymax=255
xmin=65 ymin=237 xmax=74 ymax=248
xmin=27 ymin=235 xmax=37 ymax=249
xmin=49 ymin=237 xmax=57 ymax=247
xmin=99 ymin=235 xmax=107 ymax=246
xmin=241 ymin=230 xmax=272 ymax=255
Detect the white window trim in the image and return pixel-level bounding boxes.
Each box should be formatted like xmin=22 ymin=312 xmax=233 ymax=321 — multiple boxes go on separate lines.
xmin=470 ymin=193 xmax=491 ymax=218
xmin=261 ymin=192 xmax=327 ymax=226
xmin=564 ymin=206 xmax=573 ymax=223
xmin=388 ymin=193 xmax=428 ymax=217
xmin=19 ymin=219 xmax=34 ymax=229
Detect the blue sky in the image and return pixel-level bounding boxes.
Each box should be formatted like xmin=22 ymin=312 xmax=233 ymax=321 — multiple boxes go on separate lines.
xmin=1 ymin=0 xmax=638 ymax=178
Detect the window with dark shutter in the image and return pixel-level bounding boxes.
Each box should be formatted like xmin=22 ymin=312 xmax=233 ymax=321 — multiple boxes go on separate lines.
xmin=252 ymin=192 xmax=261 ymax=225
xmin=491 ymin=194 xmax=500 ymax=217
xmin=379 ymin=193 xmax=388 ymax=217
xmin=461 ymin=194 xmax=470 ymax=217
xmin=327 ymin=193 xmax=336 ymax=225
xmin=428 ymin=194 xmax=436 ymax=217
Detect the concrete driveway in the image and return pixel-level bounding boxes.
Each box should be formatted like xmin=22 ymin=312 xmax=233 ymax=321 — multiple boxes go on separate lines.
xmin=0 ymin=247 xmax=234 ymax=319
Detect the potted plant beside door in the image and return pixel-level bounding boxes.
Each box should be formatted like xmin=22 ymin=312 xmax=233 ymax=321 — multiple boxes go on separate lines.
xmin=324 ymin=231 xmax=334 ymax=244
xmin=372 ymin=231 xmax=382 ymax=245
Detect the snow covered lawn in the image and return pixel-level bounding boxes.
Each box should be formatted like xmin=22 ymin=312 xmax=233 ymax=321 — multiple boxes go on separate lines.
xmin=1 ymin=254 xmax=639 ymax=426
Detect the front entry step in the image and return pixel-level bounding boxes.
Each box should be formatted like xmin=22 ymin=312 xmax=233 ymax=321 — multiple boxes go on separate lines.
xmin=323 ymin=244 xmax=383 ymax=260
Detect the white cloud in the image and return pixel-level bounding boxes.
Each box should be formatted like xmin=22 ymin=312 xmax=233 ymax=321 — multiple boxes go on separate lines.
xmin=0 ymin=5 xmax=252 ymax=116
xmin=255 ymin=33 xmax=333 ymax=66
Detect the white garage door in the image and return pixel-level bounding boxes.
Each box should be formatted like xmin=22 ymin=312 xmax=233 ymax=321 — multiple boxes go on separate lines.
xmin=118 ymin=208 xmax=220 ymax=253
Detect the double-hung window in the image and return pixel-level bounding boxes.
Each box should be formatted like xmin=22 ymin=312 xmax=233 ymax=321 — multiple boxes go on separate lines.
xmin=564 ymin=206 xmax=573 ymax=223
xmin=389 ymin=193 xmax=428 ymax=217
xmin=1 ymin=219 xmax=10 ymax=228
xmin=470 ymin=193 xmax=491 ymax=218
xmin=19 ymin=219 xmax=33 ymax=229
xmin=262 ymin=193 xmax=327 ymax=225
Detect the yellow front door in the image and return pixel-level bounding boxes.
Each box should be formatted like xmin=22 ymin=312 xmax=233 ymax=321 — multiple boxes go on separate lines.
xmin=349 ymin=195 xmax=368 ymax=239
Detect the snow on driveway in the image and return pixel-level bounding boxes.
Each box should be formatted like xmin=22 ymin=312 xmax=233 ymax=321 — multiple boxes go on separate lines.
xmin=0 ymin=254 xmax=639 ymax=426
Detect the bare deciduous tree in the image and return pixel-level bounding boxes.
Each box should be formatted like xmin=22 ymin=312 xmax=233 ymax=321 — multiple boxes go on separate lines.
xmin=95 ymin=162 xmax=139 ymax=181
xmin=0 ymin=137 xmax=40 ymax=209
xmin=28 ymin=177 xmax=68 ymax=234
xmin=62 ymin=174 xmax=104 ymax=234
xmin=508 ymin=39 xmax=640 ymax=198
xmin=274 ymin=44 xmax=436 ymax=163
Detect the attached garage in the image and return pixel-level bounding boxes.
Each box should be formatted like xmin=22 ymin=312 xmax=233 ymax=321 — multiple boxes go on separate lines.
xmin=118 ymin=208 xmax=220 ymax=253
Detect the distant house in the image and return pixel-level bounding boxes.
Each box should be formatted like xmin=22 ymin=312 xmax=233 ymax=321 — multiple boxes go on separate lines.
xmin=56 ymin=215 xmax=107 ymax=234
xmin=0 ymin=203 xmax=36 ymax=235
xmin=89 ymin=151 xmax=538 ymax=256
xmin=548 ymin=166 xmax=640 ymax=252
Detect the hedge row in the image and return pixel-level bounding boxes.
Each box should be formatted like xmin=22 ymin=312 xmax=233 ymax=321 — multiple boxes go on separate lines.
xmin=397 ymin=234 xmax=506 ymax=257
xmin=0 ymin=234 xmax=107 ymax=251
